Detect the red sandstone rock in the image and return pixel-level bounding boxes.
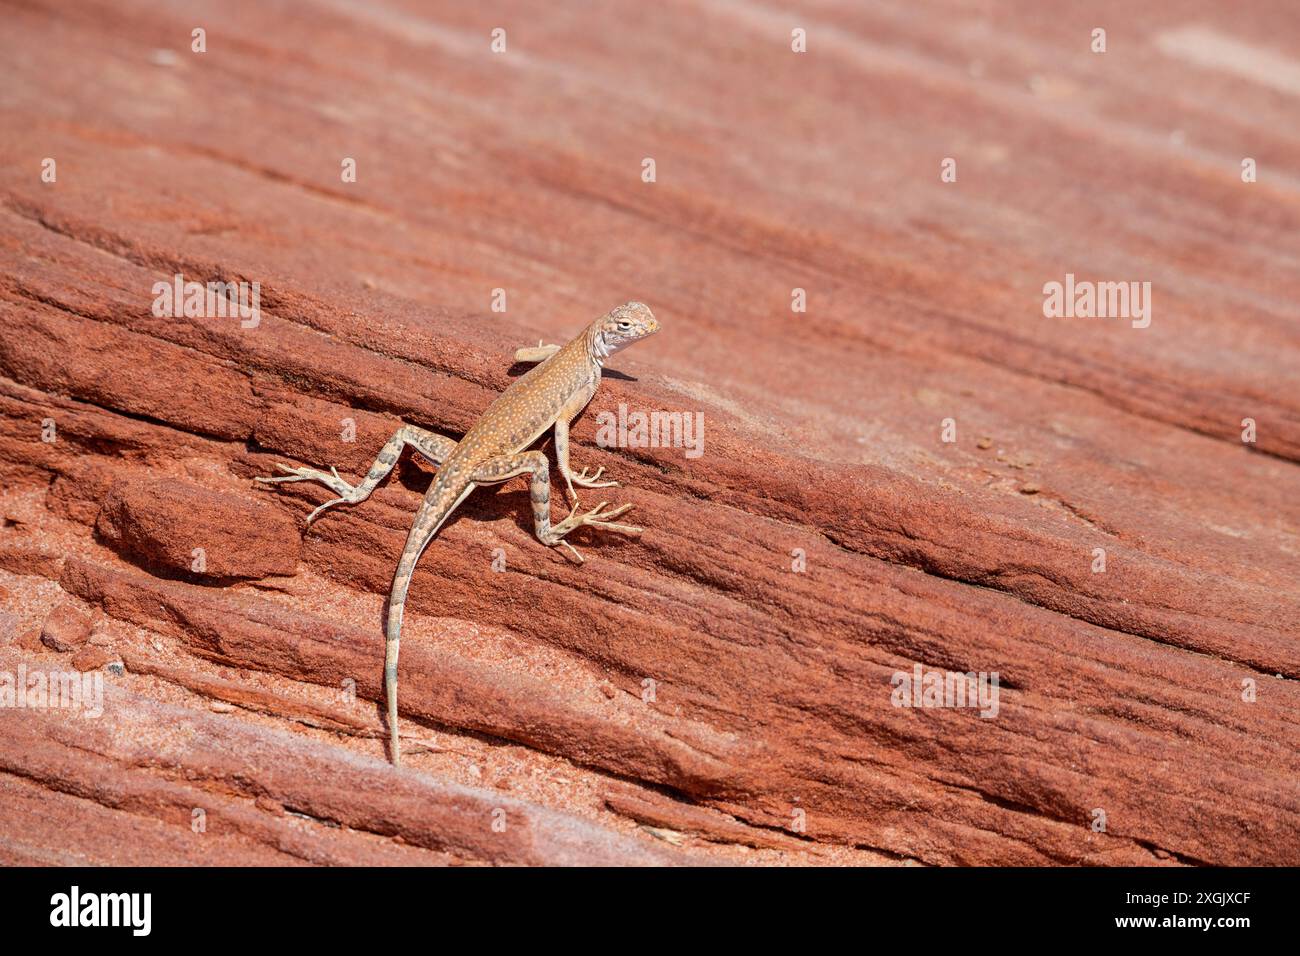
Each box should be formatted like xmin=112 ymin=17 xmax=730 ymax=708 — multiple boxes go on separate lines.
xmin=0 ymin=0 xmax=1297 ymax=867
xmin=48 ymin=464 xmax=123 ymax=525
xmin=40 ymin=602 xmax=92 ymax=652
xmin=96 ymin=478 xmax=301 ymax=580
xmin=0 ymin=681 xmax=687 ymax=866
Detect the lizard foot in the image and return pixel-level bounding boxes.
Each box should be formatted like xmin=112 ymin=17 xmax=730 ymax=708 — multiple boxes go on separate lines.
xmin=549 ymin=501 xmax=642 ymax=563
xmin=254 ymin=463 xmax=360 ymax=525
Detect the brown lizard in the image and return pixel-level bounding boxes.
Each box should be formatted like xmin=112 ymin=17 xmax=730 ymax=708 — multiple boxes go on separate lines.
xmin=256 ymin=302 xmax=659 ymax=764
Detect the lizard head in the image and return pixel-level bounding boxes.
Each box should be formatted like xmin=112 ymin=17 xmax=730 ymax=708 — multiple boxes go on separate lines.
xmin=595 ymin=301 xmax=659 ymax=355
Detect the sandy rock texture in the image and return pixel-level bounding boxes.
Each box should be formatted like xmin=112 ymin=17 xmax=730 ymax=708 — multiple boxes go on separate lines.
xmin=0 ymin=1 xmax=1297 ymax=865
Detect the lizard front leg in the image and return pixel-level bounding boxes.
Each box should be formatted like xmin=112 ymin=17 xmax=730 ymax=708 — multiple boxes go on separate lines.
xmin=470 ymin=451 xmax=640 ymax=563
xmin=554 ymin=396 xmax=618 ymax=507
xmin=513 ymin=341 xmax=561 ymax=364
xmin=255 ymin=424 xmax=457 ymax=525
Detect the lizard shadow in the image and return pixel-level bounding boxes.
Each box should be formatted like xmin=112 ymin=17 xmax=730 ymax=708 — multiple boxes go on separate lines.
xmin=597 ymin=368 xmax=638 ymax=382
xmin=506 ymin=362 xmax=638 ymax=382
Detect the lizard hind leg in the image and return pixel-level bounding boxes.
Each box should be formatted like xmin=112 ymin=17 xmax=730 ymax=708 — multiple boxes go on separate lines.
xmin=254 ymin=424 xmax=458 ymax=525
xmin=469 ymin=451 xmax=642 ymax=564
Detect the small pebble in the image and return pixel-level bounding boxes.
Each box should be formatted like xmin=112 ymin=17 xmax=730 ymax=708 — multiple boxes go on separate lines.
xmin=70 ymin=646 xmax=115 ymax=672
xmin=976 ymin=437 xmax=992 ymax=449
xmin=209 ymin=701 xmax=235 ymax=713
xmin=1020 ymin=483 xmax=1040 ymax=495
xmin=41 ymin=603 xmax=93 ymax=652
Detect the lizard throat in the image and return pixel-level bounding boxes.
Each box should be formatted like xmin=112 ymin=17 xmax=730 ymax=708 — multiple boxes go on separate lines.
xmin=587 ymin=327 xmax=611 ymax=366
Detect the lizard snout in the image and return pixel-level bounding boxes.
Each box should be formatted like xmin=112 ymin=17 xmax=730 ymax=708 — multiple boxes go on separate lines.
xmin=622 ymin=301 xmax=659 ymax=334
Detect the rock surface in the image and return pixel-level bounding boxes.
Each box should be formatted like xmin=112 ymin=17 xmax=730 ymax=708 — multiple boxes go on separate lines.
xmin=96 ymin=478 xmax=301 ymax=580
xmin=0 ymin=1 xmax=1297 ymax=865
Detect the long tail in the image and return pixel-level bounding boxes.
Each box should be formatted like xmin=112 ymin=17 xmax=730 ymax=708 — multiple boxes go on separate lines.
xmin=384 ymin=554 xmax=418 ymax=766
xmin=383 ymin=483 xmax=471 ymax=766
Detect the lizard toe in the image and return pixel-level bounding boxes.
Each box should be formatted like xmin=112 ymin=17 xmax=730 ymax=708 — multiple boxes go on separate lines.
xmin=305 ymin=497 xmax=347 ymax=525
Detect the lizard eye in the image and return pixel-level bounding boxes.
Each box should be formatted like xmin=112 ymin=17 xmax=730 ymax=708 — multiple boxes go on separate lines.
xmin=616 ymin=321 xmax=632 ymax=331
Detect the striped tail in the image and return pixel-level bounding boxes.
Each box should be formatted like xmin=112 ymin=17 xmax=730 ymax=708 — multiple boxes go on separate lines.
xmin=384 ymin=556 xmax=418 ymax=766
xmin=382 ymin=481 xmax=474 ymax=766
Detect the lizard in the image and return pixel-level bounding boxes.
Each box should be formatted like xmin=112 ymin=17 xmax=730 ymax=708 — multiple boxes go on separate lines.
xmin=255 ymin=301 xmax=659 ymax=765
